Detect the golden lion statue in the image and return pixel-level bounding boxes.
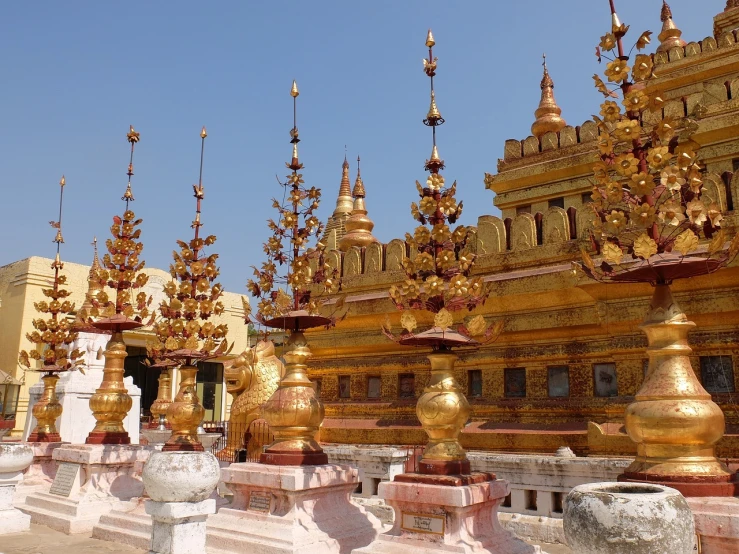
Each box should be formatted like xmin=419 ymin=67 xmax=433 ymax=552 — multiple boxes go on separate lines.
xmin=222 ymin=340 xmax=284 ymax=460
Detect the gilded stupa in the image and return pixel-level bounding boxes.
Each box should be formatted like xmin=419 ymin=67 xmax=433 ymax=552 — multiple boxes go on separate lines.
xmin=338 ymin=156 xmax=378 ymax=251
xmin=323 ymin=156 xmax=354 ymax=248
xmin=657 ymin=1 xmax=686 ymax=53
xmin=74 ymin=238 xmax=105 ymax=330
xmin=531 ymin=56 xmax=566 ymax=138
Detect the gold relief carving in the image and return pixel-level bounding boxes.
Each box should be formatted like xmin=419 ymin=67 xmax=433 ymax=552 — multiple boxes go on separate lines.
xmin=365 ymin=242 xmax=383 ymax=273
xmin=475 ymin=215 xmax=505 ymax=255
xmin=344 ymin=247 xmax=362 ymax=277
xmin=385 ymin=239 xmax=406 ymax=271
xmin=510 ymin=214 xmax=536 ymax=251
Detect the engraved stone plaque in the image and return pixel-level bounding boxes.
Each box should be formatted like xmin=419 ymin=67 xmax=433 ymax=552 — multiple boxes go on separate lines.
xmin=248 ymin=490 xmax=271 ymax=513
xmin=49 ymin=462 xmax=80 ymax=497
xmin=400 ymin=512 xmax=445 ymax=535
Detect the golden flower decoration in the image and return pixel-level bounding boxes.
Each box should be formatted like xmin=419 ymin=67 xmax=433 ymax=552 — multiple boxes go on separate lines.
xmin=437 ymin=249 xmax=457 ymax=271
xmin=674 ymin=230 xmax=699 ymax=256
xmin=426 ymin=173 xmax=445 ymax=191
xmin=685 ymin=166 xmax=703 ymax=194
xmin=633 ymin=233 xmax=658 ymax=259
xmin=647 ymin=94 xmax=666 ymax=112
xmin=433 ymin=308 xmax=454 ymax=331
xmin=623 ymin=90 xmax=648 ymax=113
xmin=414 ymin=225 xmax=431 ymax=245
xmin=425 ymin=275 xmax=443 ymax=296
xmin=402 ymin=279 xmax=421 ymax=299
xmin=410 ymin=203 xmax=421 ymax=221
xmin=601 ymin=242 xmax=623 ymax=265
xmin=605 ymin=181 xmax=624 ymax=203
xmin=599 ymin=33 xmax=617 ymax=51
xmin=431 ymin=224 xmax=451 ymax=243
xmin=685 ymin=199 xmax=707 ymax=226
xmin=630 ymin=172 xmax=654 ymax=197
xmin=655 ymin=117 xmax=676 ymax=144
xmin=593 ymin=162 xmax=610 ymax=184
xmin=451 ymin=225 xmax=468 ymax=244
xmin=389 ymin=285 xmax=402 ymax=302
xmin=674 ymin=149 xmax=696 ymax=171
xmin=659 ymin=199 xmax=685 ymax=226
xmin=439 ymin=197 xmax=457 ymax=216
xmin=449 ymin=275 xmax=469 ymax=297
xmin=614 ymin=153 xmax=639 ymax=177
xmin=660 ymin=166 xmax=685 ymax=192
xmin=605 ymin=210 xmax=627 ymax=235
xmin=706 ymin=203 xmax=723 ymax=227
xmin=604 ymin=59 xmax=630 ymax=83
xmin=646 ymin=146 xmax=671 ymax=170
xmin=632 ymin=54 xmax=653 ymax=81
xmin=414 ymin=252 xmax=435 ymax=272
xmin=631 ymin=203 xmax=656 ymax=227
xmin=599 ymin=101 xmax=621 ymax=122
xmin=401 ymin=311 xmax=418 ymax=333
xmin=420 ymin=196 xmax=437 ymax=216
xmin=597 ymin=135 xmax=614 ymax=155
xmin=458 ymin=249 xmax=474 ymax=271
xmin=613 ymin=120 xmax=641 ymax=142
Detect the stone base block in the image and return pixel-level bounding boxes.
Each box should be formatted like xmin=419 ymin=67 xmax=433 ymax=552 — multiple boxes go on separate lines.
xmin=498 ymin=513 xmax=565 ymax=546
xmin=16 ymin=443 xmax=151 ymax=534
xmin=14 ymin=442 xmax=66 ymax=504
xmin=353 ymin=477 xmax=542 ymax=554
xmin=206 ymin=462 xmax=381 ymax=553
xmin=0 ymin=505 xmax=31 ymax=534
xmin=688 ymin=496 xmax=739 ymax=553
xmin=92 ymin=499 xmax=152 ymax=551
xmin=147 ymin=499 xmax=215 ymax=554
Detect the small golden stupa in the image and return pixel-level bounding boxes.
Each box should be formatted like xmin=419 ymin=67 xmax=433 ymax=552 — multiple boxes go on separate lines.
xmin=656 ymin=0 xmax=687 ymax=53
xmin=338 ymin=156 xmax=378 ymax=251
xmin=531 ymin=55 xmax=566 ymax=138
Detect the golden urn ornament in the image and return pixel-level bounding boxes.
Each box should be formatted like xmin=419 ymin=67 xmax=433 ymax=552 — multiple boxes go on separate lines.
xmin=382 ymin=31 xmax=501 ymax=477
xmin=84 ymin=126 xmax=153 ymax=445
xmin=578 ymin=1 xmax=739 ymax=496
xmin=147 ymin=127 xmax=230 ymax=452
xmin=247 ymin=81 xmax=339 ymax=466
xmin=19 ymin=176 xmax=84 ymax=442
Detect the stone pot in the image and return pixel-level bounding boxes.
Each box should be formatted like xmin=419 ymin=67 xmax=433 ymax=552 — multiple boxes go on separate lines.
xmin=0 ymin=444 xmax=34 ymax=476
xmin=563 ymin=482 xmax=695 ymax=554
xmin=143 ymin=451 xmax=220 ymax=502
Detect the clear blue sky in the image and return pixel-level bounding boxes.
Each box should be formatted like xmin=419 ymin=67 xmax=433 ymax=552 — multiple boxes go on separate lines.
xmin=1 ymin=0 xmax=717 ymax=294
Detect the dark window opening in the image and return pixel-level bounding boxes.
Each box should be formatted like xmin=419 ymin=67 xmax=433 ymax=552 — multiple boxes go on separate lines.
xmin=468 ymin=370 xmax=483 ymax=398
xmin=504 ymin=368 xmax=526 ymax=398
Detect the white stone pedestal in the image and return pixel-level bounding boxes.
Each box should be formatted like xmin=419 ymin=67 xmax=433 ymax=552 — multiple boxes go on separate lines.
xmin=14 ymin=441 xmax=65 ymax=504
xmin=0 ymin=444 xmax=34 ymax=534
xmin=354 ymin=476 xmax=541 ymax=554
xmin=688 ymin=496 xmax=739 ymax=553
xmin=206 ymin=462 xmax=382 ymax=553
xmin=17 ymin=443 xmax=151 ymax=534
xmin=147 ymin=499 xmax=215 ymax=554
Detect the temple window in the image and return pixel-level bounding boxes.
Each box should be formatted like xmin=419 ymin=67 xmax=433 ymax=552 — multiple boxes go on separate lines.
xmin=548 ymin=197 xmax=564 ymax=209
xmin=581 ymin=192 xmax=593 ymax=204
xmin=367 ymin=376 xmax=381 ymax=399
xmin=339 ymin=375 xmax=351 ymax=399
xmin=468 ymin=370 xmax=483 ymax=398
xmin=699 ymin=356 xmax=735 ymax=393
xmin=547 ymin=366 xmax=569 ymax=397
xmin=593 ymin=363 xmax=618 ymax=397
xmin=399 ymin=374 xmax=415 ymax=398
xmin=504 ymin=368 xmax=526 ymax=398
xmin=516 ymin=205 xmax=532 ymax=215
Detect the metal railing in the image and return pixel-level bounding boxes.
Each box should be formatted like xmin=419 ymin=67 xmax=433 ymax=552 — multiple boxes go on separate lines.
xmin=203 ymin=419 xmax=273 ymax=463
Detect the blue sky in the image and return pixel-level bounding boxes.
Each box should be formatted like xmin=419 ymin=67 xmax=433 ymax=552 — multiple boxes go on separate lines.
xmin=1 ymin=0 xmax=717 ymax=293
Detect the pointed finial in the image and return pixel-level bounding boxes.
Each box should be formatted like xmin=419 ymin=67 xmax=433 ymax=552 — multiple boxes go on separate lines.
xmin=91 ymin=237 xmax=101 ymax=271
xmin=200 ymin=126 xmax=207 ymax=138
xmin=60 ymin=175 xmax=66 ymax=187
xmin=353 ymin=155 xmax=365 ymax=198
xmin=127 ymin=125 xmax=140 ymax=144
xmin=123 ymin=125 xmax=139 ymax=204
xmin=532 ymin=55 xmax=565 ymax=138
xmin=657 ymin=1 xmax=686 ymax=52
xmin=425 ymin=29 xmax=435 ymax=48
xmin=290 ymin=80 xmax=299 ymax=98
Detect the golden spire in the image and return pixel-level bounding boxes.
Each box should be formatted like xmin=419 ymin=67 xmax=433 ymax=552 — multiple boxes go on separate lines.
xmin=423 ymin=29 xmax=444 ymax=173
xmin=123 ymin=125 xmax=139 ymax=205
xmin=657 ymin=1 xmax=686 ymax=52
xmin=287 ymin=81 xmax=302 ymax=171
xmin=338 ymin=155 xmax=377 ymax=251
xmin=331 ymin=154 xmax=354 ymax=218
xmin=192 ymin=127 xmax=207 ymax=233
xmin=76 ymin=237 xmax=105 ymax=325
xmin=531 ymin=54 xmax=566 ymax=138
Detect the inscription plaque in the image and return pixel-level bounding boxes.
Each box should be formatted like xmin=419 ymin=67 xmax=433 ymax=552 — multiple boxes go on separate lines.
xmin=248 ymin=490 xmax=271 ymax=513
xmin=400 ymin=512 xmax=445 ymax=535
xmin=49 ymin=462 xmax=80 ymax=497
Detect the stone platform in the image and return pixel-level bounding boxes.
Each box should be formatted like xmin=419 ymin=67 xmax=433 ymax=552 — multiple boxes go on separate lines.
xmin=354 ymin=474 xmax=542 ymax=554
xmin=17 ymin=443 xmax=151 ymax=535
xmin=14 ymin=441 xmax=65 ymax=504
xmin=206 ymin=462 xmax=381 ymax=553
xmin=688 ymin=496 xmax=739 ymax=554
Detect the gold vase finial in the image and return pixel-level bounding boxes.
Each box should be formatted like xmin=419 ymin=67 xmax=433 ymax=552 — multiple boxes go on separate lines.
xmin=425 ymin=29 xmax=435 ymax=48
xmin=290 ymin=79 xmax=300 ymax=97
xmin=532 ymin=54 xmax=566 ymax=138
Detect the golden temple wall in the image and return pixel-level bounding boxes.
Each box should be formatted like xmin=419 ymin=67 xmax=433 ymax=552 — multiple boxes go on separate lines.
xmin=306 ymin=14 xmax=739 ymax=455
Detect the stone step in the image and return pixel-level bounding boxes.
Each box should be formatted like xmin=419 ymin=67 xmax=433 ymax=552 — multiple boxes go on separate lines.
xmin=23 ymin=492 xmax=82 ymax=516
xmin=16 ymin=500 xmax=99 ymax=535
xmin=95 ymin=509 xmax=152 ymax=535
xmin=92 ymin=520 xmax=151 ymax=551
xmin=206 ymin=526 xmax=292 ymax=554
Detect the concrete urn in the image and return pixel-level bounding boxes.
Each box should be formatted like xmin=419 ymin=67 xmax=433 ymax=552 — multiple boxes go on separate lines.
xmin=0 ymin=443 xmax=34 ymax=476
xmin=143 ymin=451 xmax=220 ymax=503
xmin=563 ymin=482 xmax=695 ymax=554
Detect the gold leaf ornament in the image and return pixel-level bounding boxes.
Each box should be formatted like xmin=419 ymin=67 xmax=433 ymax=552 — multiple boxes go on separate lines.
xmin=633 ymin=233 xmax=658 ymax=259
xmin=466 ymin=315 xmax=487 ymax=337
xmin=434 ymin=308 xmax=453 ymax=331
xmin=400 ymin=311 xmax=417 ymax=333
xmin=601 ymin=242 xmax=623 ymax=265
xmin=674 ymin=230 xmax=699 ymax=256
xmin=708 ymin=229 xmax=726 ymax=256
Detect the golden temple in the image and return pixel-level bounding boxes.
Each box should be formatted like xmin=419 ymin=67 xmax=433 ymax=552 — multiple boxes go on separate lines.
xmin=304 ymin=2 xmax=739 ymax=457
